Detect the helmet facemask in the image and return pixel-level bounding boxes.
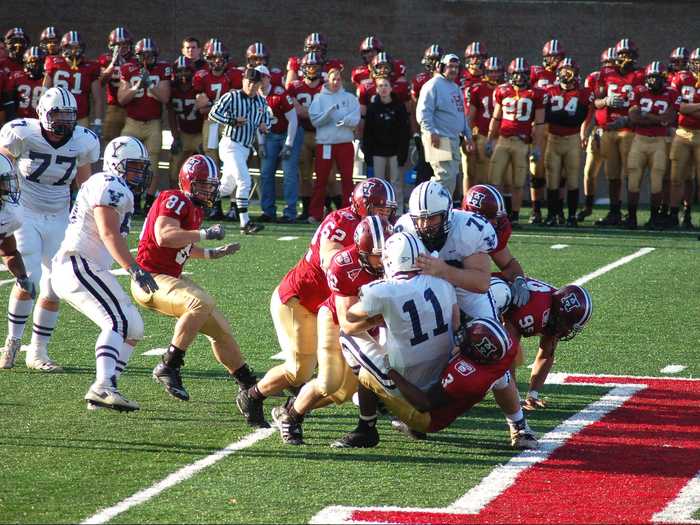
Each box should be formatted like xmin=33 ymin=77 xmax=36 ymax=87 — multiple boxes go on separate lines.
xmin=616 ymin=51 xmax=635 ymax=72
xmin=24 ymin=55 xmax=44 ymax=80
xmin=466 ymin=55 xmax=484 ymax=75
xmin=0 ymin=169 xmax=20 ymax=207
xmin=188 ymin=179 xmax=220 ymax=208
xmin=43 ymin=107 xmax=77 ymax=137
xmin=118 ymin=158 xmax=152 ymax=193
xmin=557 ymin=66 xmax=577 ymax=89
xmin=645 ymin=73 xmax=665 ymax=93
xmin=411 ymin=211 xmax=450 ymax=252
xmin=510 ymin=71 xmax=529 ymax=88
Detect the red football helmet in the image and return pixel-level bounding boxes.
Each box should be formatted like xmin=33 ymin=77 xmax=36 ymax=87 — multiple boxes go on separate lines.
xmin=463 ymin=184 xmax=506 ymax=220
xmin=39 ymin=26 xmax=60 ymax=56
xmin=370 ymin=52 xmax=392 ymax=78
xmin=203 ymin=39 xmax=228 ymax=72
xmin=508 ymin=57 xmax=530 ymax=88
xmin=60 ymin=31 xmax=85 ymax=64
xmin=546 ymin=285 xmax=593 ymax=341
xmin=464 ymin=41 xmax=487 ymax=73
xmin=135 ymin=38 xmax=158 ymax=67
xmin=600 ymin=47 xmax=617 ymax=67
xmin=483 ymin=56 xmax=504 ymax=85
xmin=246 ymin=42 xmax=269 ymax=67
xmin=421 ymin=44 xmax=443 ymax=73
xmin=172 ymin=56 xmax=194 ymax=86
xmin=454 ymin=317 xmax=511 ymax=363
xmin=669 ymin=47 xmax=689 ymax=72
xmin=644 ymin=61 xmax=667 ymax=92
xmin=615 ymin=38 xmax=638 ymax=69
xmin=691 ymin=48 xmax=700 ymax=75
xmin=542 ymin=39 xmax=564 ymax=69
xmin=303 ymin=32 xmax=328 ymax=58
xmin=556 ymin=57 xmax=579 ymax=88
xmin=23 ymin=46 xmax=46 ymax=80
xmin=353 ymin=215 xmax=393 ymax=276
xmin=300 ymin=52 xmax=324 ymax=80
xmin=179 ymin=155 xmax=220 ymax=208
xmin=4 ymin=28 xmax=29 ymax=61
xmin=360 ymin=36 xmax=383 ymax=64
xmin=351 ymin=178 xmax=398 ymax=222
xmin=108 ymin=27 xmax=133 ymax=58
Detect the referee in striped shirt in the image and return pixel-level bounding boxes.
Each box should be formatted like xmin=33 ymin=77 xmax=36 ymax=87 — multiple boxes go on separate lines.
xmin=209 ymin=66 xmax=272 ymax=234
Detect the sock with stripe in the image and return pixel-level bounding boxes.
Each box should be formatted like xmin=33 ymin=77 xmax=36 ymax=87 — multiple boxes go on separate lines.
xmin=95 ymin=329 xmax=123 ymax=387
xmin=237 ymin=198 xmax=249 ymax=227
xmin=115 ymin=342 xmax=135 ymax=379
xmin=7 ymin=296 xmax=33 ymax=340
xmin=29 ymin=306 xmax=59 ymax=353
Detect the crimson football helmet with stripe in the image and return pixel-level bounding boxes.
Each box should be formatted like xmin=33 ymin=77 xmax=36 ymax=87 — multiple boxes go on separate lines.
xmin=354 ymin=215 xmax=393 ymax=277
xmin=179 ymin=155 xmax=220 ymax=208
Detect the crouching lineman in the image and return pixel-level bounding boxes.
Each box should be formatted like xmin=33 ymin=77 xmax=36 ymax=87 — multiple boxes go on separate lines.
xmin=131 ymin=155 xmax=262 ymax=423
xmin=270 ymin=215 xmax=393 ymax=445
xmin=51 ymin=137 xmax=158 ymax=411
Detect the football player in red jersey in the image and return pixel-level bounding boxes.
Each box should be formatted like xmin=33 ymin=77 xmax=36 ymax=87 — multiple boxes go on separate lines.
xmin=5 ymin=47 xmax=46 ymax=120
xmin=98 ymin=27 xmax=137 ymax=144
xmin=487 ymin=58 xmax=547 ymax=227
xmin=668 ymin=47 xmax=690 ymax=80
xmin=38 ymin=27 xmax=60 ymax=57
xmin=357 ymin=52 xmax=411 ymax=113
xmin=43 ymin=31 xmax=103 ymax=130
xmin=245 ymin=42 xmax=284 ymax=87
xmin=543 ymin=58 xmax=595 ymax=227
xmin=271 ymin=215 xmax=393 ymax=445
xmin=167 ymin=57 xmax=203 ymax=186
xmin=118 ymin=37 xmax=171 ymax=214
xmin=669 ymin=48 xmax=700 ymax=229
xmin=578 ymin=47 xmax=618 ymax=222
xmin=235 ymin=179 xmax=397 ymax=428
xmin=622 ymin=62 xmax=680 ymax=229
xmin=461 ymin=41 xmax=487 ymax=89
xmin=131 ymin=154 xmax=263 ymax=419
xmin=351 ymin=36 xmax=384 ymax=88
xmin=495 ymin=278 xmax=592 ymax=410
xmin=464 ymin=56 xmax=503 ymax=189
xmin=1 ymin=28 xmax=29 ymax=74
xmin=285 ymin=33 xmax=344 ymax=88
xmin=593 ymin=38 xmax=644 ymax=227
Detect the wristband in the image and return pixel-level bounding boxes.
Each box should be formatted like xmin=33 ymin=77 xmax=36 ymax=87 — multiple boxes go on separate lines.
xmin=528 ymin=390 xmax=539 ymax=400
xmin=199 ymin=229 xmax=207 ymax=241
xmin=203 ymin=248 xmax=212 ymax=259
xmin=92 ymin=118 xmax=102 ymax=125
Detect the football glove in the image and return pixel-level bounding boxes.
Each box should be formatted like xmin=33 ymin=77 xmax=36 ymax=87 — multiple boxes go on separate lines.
xmin=203 ymin=224 xmax=226 ymax=240
xmin=170 ymin=136 xmax=182 ymax=155
xmin=606 ymin=93 xmax=625 ymax=109
xmin=523 ymin=396 xmax=547 ymax=410
xmin=484 ymin=139 xmax=494 ymax=158
xmin=509 ymin=276 xmax=530 ymax=308
xmin=91 ymin=121 xmax=102 ymax=138
xmin=16 ymin=276 xmax=35 ymax=299
xmin=279 ymin=145 xmax=293 ymax=160
xmin=207 ymin=243 xmax=240 ymax=259
xmin=128 ymin=264 xmax=159 ymax=294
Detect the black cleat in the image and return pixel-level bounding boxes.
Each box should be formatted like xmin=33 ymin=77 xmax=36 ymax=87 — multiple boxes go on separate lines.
xmin=276 ymin=216 xmax=296 ymax=224
xmin=565 ymin=216 xmax=578 ymax=228
xmin=258 ymin=213 xmax=276 ymax=223
xmin=224 ymin=204 xmax=239 ymax=222
xmin=152 ymin=362 xmax=190 ymax=401
xmin=240 ymin=221 xmax=265 ymax=235
xmin=576 ymin=208 xmax=592 ymax=222
xmin=330 ymin=425 xmax=379 ymax=449
xmin=391 ymin=419 xmax=428 ymax=441
xmin=543 ymin=214 xmax=558 ymax=227
xmin=595 ymin=211 xmax=622 ymax=227
xmin=235 ymin=388 xmax=270 ymax=428
xmin=271 ymin=406 xmax=304 ymax=445
xmin=682 ymin=213 xmax=695 ymax=230
xmin=622 ymin=213 xmax=637 ymax=230
xmin=528 ymin=211 xmax=543 ymax=225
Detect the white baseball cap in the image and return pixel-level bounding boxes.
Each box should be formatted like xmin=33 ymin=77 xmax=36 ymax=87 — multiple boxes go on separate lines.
xmin=254 ymin=65 xmax=270 ymax=77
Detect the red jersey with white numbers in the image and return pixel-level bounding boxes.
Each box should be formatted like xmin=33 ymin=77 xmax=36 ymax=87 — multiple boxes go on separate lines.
xmin=585 ymin=70 xmax=610 ymax=126
xmin=265 ymin=84 xmax=295 ymax=134
xmin=192 ymin=69 xmax=232 ymax=117
xmin=460 ymin=69 xmax=483 ymax=90
xmin=278 ymin=207 xmax=360 ymax=314
xmin=505 ymin=278 xmax=556 ymax=337
xmin=170 ymin=83 xmax=203 ymax=135
xmin=411 ymin=71 xmax=432 ymax=100
xmin=598 ymin=68 xmax=645 ymax=125
xmin=466 ymin=81 xmax=496 ymax=135
xmin=98 ymin=53 xmax=137 ymax=106
xmin=322 ymin=245 xmax=378 ymax=324
xmin=287 ymin=79 xmax=323 ymax=132
xmin=45 ymin=56 xmax=101 ymax=119
xmin=0 ymin=57 xmax=23 ymax=74
xmin=120 ymin=61 xmax=171 ymax=120
xmin=630 ymin=86 xmax=680 ymax=137
xmin=6 ymin=70 xmax=43 ymax=118
xmin=546 ymin=84 xmax=594 ymax=136
xmin=671 ymin=71 xmax=700 ymax=129
xmin=137 ymin=190 xmax=204 ymax=278
xmin=530 ymin=65 xmax=557 ymax=89
xmin=493 ymin=84 xmax=547 ymax=138
xmin=357 ymin=78 xmax=410 ymax=105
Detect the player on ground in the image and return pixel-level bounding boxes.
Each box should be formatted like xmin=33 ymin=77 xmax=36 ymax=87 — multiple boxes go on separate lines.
xmin=271 ymin=215 xmax=393 ymax=445
xmin=131 ymin=155 xmax=261 ymax=420
xmin=51 ymin=137 xmax=157 ymax=411
xmin=235 ymin=179 xmax=396 ymax=428
xmin=0 ymin=87 xmax=100 ymax=371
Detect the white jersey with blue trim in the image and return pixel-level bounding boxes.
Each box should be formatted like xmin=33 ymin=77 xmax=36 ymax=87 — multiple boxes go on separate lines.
xmin=0 ymin=119 xmax=100 ymax=214
xmin=358 ymin=273 xmax=457 ymax=391
xmin=58 ymin=172 xmax=134 ymax=270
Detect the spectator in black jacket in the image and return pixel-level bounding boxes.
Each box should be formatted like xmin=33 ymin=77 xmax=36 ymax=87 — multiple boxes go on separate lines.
xmin=363 ymin=77 xmax=410 ymax=213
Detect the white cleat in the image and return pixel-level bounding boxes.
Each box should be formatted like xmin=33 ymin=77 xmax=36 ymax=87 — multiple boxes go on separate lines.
xmin=24 ymin=345 xmax=63 ymax=372
xmin=0 ymin=338 xmax=21 ymax=369
xmin=84 ymin=385 xmax=140 ymax=412
xmin=509 ymin=421 xmax=540 ymax=450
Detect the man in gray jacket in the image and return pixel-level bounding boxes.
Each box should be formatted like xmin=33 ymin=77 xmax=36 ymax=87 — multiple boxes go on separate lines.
xmin=416 ymin=54 xmax=474 ymax=195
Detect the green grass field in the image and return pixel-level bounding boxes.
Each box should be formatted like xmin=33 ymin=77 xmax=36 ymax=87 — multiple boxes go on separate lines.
xmin=0 ymin=210 xmax=698 ymax=524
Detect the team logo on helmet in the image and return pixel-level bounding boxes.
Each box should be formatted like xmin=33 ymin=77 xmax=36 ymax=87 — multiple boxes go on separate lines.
xmin=561 ymin=293 xmax=581 ymax=313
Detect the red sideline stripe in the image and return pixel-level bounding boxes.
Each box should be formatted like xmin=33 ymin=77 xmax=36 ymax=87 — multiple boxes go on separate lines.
xmin=351 ymin=375 xmax=700 ymax=524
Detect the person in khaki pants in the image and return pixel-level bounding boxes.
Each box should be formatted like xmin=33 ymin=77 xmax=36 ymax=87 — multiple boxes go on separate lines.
xmin=624 ymin=62 xmax=680 ymax=229
xmin=118 ymin=38 xmax=171 ymax=214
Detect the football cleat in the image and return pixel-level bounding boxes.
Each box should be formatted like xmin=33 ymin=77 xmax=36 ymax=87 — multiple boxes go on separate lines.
xmin=682 ymin=212 xmax=695 ymax=230
xmin=0 ymin=337 xmax=21 ymax=369
xmin=152 ymin=362 xmax=190 ymax=401
xmin=240 ymin=221 xmax=264 ymax=235
xmin=391 ymin=419 xmax=428 ymax=441
xmin=594 ymin=211 xmax=622 ymax=227
xmin=330 ymin=425 xmax=380 ymax=449
xmin=565 ymin=216 xmax=578 ymax=228
xmin=24 ymin=345 xmax=63 ymax=372
xmin=84 ymin=384 xmax=139 ymax=412
xmin=622 ymin=213 xmax=637 ymax=230
xmin=235 ymin=388 xmax=270 ymax=428
xmin=509 ymin=419 xmax=539 ymax=450
xmin=576 ymin=208 xmax=592 ymax=222
xmin=528 ymin=211 xmax=543 ymax=225
xmin=271 ymin=406 xmax=304 ymax=445
xmin=543 ymin=214 xmax=558 ymax=227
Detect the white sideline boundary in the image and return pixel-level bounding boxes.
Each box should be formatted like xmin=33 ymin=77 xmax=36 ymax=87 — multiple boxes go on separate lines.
xmin=652 ymin=470 xmax=700 ymax=523
xmin=78 ymin=247 xmax=660 ymax=524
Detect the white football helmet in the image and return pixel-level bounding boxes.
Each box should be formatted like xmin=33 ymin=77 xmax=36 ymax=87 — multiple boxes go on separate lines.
xmin=103 ymin=136 xmax=152 ymax=192
xmin=37 ymin=86 xmax=77 ymax=136
xmin=0 ymin=153 xmax=20 ymax=209
xmin=382 ymin=231 xmax=426 ymax=279
xmin=408 ymin=181 xmax=453 ymax=252
xmin=489 ymin=276 xmax=513 ymax=316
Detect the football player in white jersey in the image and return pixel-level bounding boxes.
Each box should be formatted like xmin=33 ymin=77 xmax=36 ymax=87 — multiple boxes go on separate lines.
xmin=0 ymin=87 xmax=100 ymax=371
xmin=334 ymin=231 xmax=459 ymax=447
xmin=51 ymin=136 xmax=158 ymax=411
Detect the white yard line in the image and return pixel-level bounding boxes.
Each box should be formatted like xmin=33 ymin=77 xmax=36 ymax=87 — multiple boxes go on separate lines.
xmin=652 ymin=470 xmax=700 ymax=523
xmin=277 ymin=236 xmax=300 ymax=241
xmin=80 ymin=428 xmax=275 ymax=525
xmin=141 ymin=348 xmax=168 ymax=356
xmin=571 ymin=247 xmax=655 ymax=286
xmin=661 ymin=365 xmax=687 ymax=374
xmin=550 ymin=244 xmax=569 ymax=250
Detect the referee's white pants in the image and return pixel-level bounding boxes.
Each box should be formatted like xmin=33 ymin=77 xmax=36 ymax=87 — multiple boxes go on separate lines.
xmin=219 ymin=136 xmax=252 ymax=208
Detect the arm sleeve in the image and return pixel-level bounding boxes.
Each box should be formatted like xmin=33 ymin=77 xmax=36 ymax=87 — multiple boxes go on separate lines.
xmin=208 ymin=92 xmax=232 ymax=125
xmin=78 ymin=132 xmax=101 ymax=166
xmin=0 ymin=123 xmax=23 ymax=158
xmin=416 ymin=83 xmax=437 ymax=134
xmin=308 ymin=94 xmax=335 ymax=127
xmin=357 ymin=283 xmax=383 ymax=317
xmin=284 ymin=106 xmax=298 ymax=147
xmin=261 ymin=97 xmax=272 ymax=128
